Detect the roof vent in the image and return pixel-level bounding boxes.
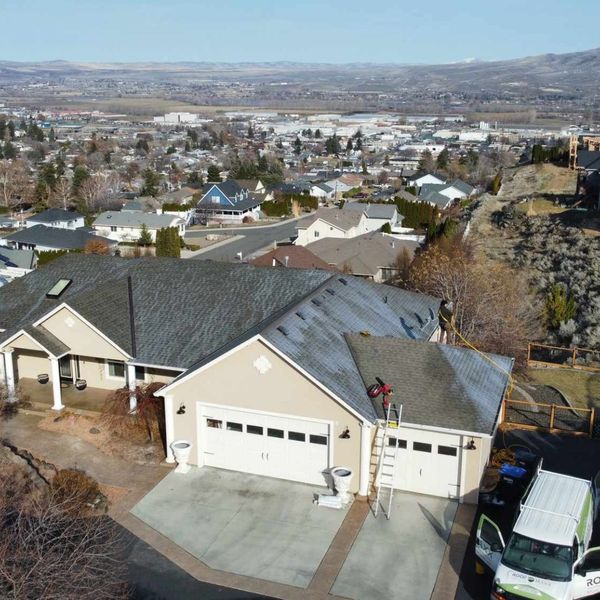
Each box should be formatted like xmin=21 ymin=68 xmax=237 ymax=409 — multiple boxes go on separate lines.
xmin=338 ymin=277 xmax=348 ymax=285
xmin=311 ymin=298 xmax=322 ymax=307
xmin=383 ymin=295 xmax=388 ymax=304
xmin=276 ymin=325 xmax=289 ymax=336
xmin=359 ymin=330 xmax=371 ymax=337
xmin=326 ymin=288 xmax=336 ymax=296
xmin=295 ymin=311 xmax=306 ymax=320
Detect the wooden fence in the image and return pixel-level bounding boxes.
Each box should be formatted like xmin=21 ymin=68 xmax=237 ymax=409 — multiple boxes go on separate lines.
xmin=527 ymin=342 xmax=600 ymax=373
xmin=502 ymin=398 xmax=595 ymax=437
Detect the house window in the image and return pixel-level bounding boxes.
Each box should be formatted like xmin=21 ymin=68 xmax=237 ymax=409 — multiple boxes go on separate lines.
xmin=314 ymin=231 xmax=320 ymax=238
xmin=388 ymin=438 xmax=407 ymax=449
xmin=226 ymin=422 xmax=243 ymax=432
xmin=135 ymin=366 xmax=145 ymax=381
xmin=413 ymin=442 xmax=432 ymax=453
xmin=438 ymin=445 xmax=457 ymax=456
xmin=211 ymin=195 xmax=220 ymax=204
xmin=110 ymin=226 xmax=117 ymax=232
xmin=206 ymin=419 xmax=222 ymax=429
xmin=106 ymin=361 xmax=125 ymax=378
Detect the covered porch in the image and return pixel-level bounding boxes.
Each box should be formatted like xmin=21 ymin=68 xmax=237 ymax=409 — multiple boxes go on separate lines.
xmin=18 ymin=377 xmax=113 ymax=413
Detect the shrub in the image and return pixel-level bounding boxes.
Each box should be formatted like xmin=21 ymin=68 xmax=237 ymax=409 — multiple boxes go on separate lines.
xmin=51 ymin=469 xmax=101 ymax=513
xmin=380 ymin=222 xmax=392 ymax=234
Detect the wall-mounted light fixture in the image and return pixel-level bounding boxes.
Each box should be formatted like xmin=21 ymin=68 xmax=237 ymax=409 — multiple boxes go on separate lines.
xmin=176 ymin=403 xmax=186 ymax=415
xmin=465 ymin=438 xmax=476 ymax=450
xmin=340 ymin=427 xmax=351 ymax=439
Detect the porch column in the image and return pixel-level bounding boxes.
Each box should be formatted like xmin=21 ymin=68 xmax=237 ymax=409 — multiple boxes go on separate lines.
xmin=49 ymin=357 xmax=64 ymax=410
xmin=359 ymin=422 xmax=373 ymax=498
xmin=164 ymin=395 xmax=175 ymax=463
xmin=2 ymin=348 xmax=16 ymax=401
xmin=127 ymin=363 xmax=137 ymax=412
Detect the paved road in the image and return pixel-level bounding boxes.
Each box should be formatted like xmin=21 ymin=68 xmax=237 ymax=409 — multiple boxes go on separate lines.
xmin=185 ymin=217 xmax=309 ymax=262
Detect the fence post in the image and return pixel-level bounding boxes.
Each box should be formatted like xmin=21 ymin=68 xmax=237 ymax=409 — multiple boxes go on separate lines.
xmin=590 ymin=408 xmax=595 ymax=438
xmin=572 ymin=347 xmax=577 ymax=366
xmin=549 ymin=404 xmax=556 ymax=430
xmin=527 ymin=343 xmax=531 ymax=367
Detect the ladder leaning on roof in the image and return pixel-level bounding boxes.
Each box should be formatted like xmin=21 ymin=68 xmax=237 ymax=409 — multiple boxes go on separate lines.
xmin=373 ymin=401 xmax=403 ymax=520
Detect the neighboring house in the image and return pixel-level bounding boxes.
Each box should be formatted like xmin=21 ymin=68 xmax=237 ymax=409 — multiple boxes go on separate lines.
xmin=0 ymin=216 xmax=20 ymax=229
xmin=236 ymin=180 xmax=267 ymax=195
xmin=306 ymin=232 xmax=418 ymax=282
xmin=196 ymin=180 xmax=262 ymax=223
xmin=417 ymin=179 xmax=475 ymax=209
xmin=158 ymin=187 xmax=196 ymax=206
xmin=0 ymin=255 xmax=513 ymax=504
xmin=295 ymin=208 xmax=369 ymax=246
xmin=25 ymin=208 xmax=85 ymax=230
xmin=0 ymin=247 xmax=36 ymax=282
xmin=309 ymin=183 xmax=335 ymax=200
xmin=0 ymin=224 xmax=117 ymax=253
xmin=577 ymin=150 xmax=600 ymax=173
xmin=407 ymin=173 xmax=446 ymax=188
xmin=250 ymin=245 xmax=336 ymax=271
xmin=343 ymin=202 xmax=403 ymax=232
xmin=93 ymin=211 xmax=185 ymax=243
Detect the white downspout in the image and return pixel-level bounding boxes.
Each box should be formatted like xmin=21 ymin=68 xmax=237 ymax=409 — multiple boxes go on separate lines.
xmin=127 ymin=363 xmax=137 ymax=412
xmin=3 ymin=349 xmax=16 ymax=401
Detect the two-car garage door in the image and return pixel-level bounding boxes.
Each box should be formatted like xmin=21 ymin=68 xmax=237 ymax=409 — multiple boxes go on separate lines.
xmin=198 ymin=405 xmax=330 ymax=486
xmin=388 ymin=428 xmax=462 ymax=499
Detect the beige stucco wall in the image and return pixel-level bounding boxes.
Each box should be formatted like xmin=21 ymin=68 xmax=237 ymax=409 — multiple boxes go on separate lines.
xmin=167 ymin=339 xmax=363 ymax=491
xmin=461 ymin=433 xmax=492 ymax=504
xmin=8 ymin=333 xmax=44 ymax=353
xmin=14 ymin=350 xmax=51 ymax=381
xmin=40 ymin=307 xmax=129 ymax=361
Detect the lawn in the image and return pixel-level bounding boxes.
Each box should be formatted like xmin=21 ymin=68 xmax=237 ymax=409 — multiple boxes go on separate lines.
xmin=522 ymin=368 xmax=600 ymax=409
xmin=515 ymin=197 xmax=569 ymax=215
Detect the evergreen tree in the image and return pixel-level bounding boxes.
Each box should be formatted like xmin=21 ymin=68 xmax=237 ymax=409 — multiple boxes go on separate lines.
xmin=314 ymin=129 xmax=322 ymax=139
xmin=346 ymin=139 xmax=353 ymax=152
xmin=3 ymin=141 xmax=18 ymax=160
xmin=71 ymin=165 xmax=90 ymax=195
xmin=140 ymin=169 xmax=162 ymax=197
xmin=383 ymin=154 xmax=390 ymax=167
xmin=417 ymin=149 xmax=434 ymax=173
xmin=293 ymin=137 xmax=302 ymax=155
xmin=207 ymin=165 xmax=221 ymax=182
xmin=361 ymin=159 xmax=368 ymax=175
xmin=355 ymin=137 xmax=363 ymax=151
xmin=48 ymin=127 xmax=56 ymax=143
xmin=247 ymin=125 xmax=254 ymax=139
xmin=544 ymin=284 xmax=576 ymax=330
xmin=436 ymin=148 xmax=449 ymax=171
xmin=491 ymin=172 xmax=502 ymax=195
xmin=325 ymin=134 xmax=341 ymax=155
xmin=7 ymin=121 xmax=15 ymax=139
xmin=138 ymin=223 xmax=152 ymax=246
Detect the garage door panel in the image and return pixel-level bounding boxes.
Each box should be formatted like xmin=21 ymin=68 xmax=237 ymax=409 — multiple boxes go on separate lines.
xmin=199 ymin=405 xmax=329 ymax=486
xmin=388 ymin=428 xmax=461 ymax=499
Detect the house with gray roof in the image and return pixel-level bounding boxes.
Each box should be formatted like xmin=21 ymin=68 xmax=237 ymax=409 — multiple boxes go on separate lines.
xmin=0 ymin=247 xmax=36 ymax=282
xmin=0 ymin=254 xmax=512 ymax=503
xmin=25 ymin=208 xmax=85 ymax=230
xmin=93 ymin=210 xmax=185 ymax=243
xmin=196 ymin=180 xmax=262 ymax=224
xmin=0 ymin=224 xmax=117 ymax=253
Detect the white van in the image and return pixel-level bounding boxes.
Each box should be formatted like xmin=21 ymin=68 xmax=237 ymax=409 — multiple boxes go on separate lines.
xmin=476 ymin=468 xmax=600 ymax=600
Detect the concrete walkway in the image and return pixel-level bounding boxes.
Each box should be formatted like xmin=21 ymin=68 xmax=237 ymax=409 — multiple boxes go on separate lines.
xmin=2 ymin=413 xmax=164 ymax=490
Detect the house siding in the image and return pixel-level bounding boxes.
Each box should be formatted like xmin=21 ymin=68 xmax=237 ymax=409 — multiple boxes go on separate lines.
xmin=167 ymin=339 xmax=363 ymax=492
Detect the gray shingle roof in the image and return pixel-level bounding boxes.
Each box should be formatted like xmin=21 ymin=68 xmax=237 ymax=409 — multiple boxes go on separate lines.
xmin=343 ymin=202 xmax=398 ymax=220
xmin=93 ymin=211 xmax=184 ymax=229
xmin=27 ymin=208 xmax=84 ymax=224
xmin=0 ymin=255 xmax=332 ymax=369
xmin=346 ymin=335 xmax=513 ymax=434
xmin=297 ymin=208 xmax=363 ymax=232
xmin=306 ymin=232 xmax=418 ymax=277
xmin=1 ymin=225 xmax=116 ymax=250
xmin=0 ymin=247 xmax=35 ymax=269
xmin=449 ymin=179 xmax=475 ymax=196
xmin=262 ymin=277 xmax=440 ymax=421
xmin=23 ymin=325 xmax=70 ymax=357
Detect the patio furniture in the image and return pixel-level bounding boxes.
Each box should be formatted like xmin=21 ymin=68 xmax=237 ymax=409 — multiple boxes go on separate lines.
xmin=37 ymin=373 xmax=49 ymax=384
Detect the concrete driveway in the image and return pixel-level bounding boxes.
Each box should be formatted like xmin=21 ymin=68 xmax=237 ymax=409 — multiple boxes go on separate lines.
xmin=332 ymin=492 xmax=458 ymax=600
xmin=131 ymin=467 xmax=347 ymax=588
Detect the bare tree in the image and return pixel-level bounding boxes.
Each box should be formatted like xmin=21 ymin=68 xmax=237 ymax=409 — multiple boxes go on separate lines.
xmin=0 ymin=160 xmax=30 ymax=209
xmin=79 ymin=173 xmax=121 ymax=213
xmin=50 ymin=177 xmax=72 ymax=210
xmin=0 ymin=466 xmax=128 ymax=600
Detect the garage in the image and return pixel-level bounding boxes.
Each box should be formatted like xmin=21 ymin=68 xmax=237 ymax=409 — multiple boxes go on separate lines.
xmin=388 ymin=428 xmax=462 ymax=499
xmin=197 ymin=404 xmax=331 ymax=486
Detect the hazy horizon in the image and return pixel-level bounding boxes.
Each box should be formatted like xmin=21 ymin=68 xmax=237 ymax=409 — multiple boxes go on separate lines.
xmin=0 ymin=0 xmax=597 ymax=64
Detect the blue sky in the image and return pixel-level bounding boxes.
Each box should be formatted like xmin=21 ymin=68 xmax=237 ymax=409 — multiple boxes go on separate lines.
xmin=1 ymin=0 xmax=597 ymax=64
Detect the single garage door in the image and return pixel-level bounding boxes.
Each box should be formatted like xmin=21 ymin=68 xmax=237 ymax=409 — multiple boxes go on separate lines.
xmin=198 ymin=405 xmax=330 ymax=486
xmin=388 ymin=428 xmax=461 ymax=499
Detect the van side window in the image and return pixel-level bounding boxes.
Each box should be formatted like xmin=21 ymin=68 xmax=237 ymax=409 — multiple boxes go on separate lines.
xmin=573 ymin=539 xmax=579 ymax=561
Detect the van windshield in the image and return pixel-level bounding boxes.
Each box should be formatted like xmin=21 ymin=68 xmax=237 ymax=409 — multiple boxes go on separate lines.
xmin=501 ymin=534 xmax=572 ymax=581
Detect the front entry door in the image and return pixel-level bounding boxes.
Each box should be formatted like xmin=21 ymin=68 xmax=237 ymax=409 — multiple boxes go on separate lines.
xmin=59 ymin=356 xmax=72 ymax=382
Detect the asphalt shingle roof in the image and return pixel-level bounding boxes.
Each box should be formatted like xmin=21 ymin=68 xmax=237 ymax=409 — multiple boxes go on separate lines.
xmin=0 ymin=255 xmax=332 ymax=369
xmin=0 ymin=247 xmax=35 ymax=269
xmin=93 ymin=212 xmax=184 ymax=229
xmin=262 ymin=277 xmax=440 ymax=421
xmin=1 ymin=225 xmax=116 ymax=251
xmin=27 ymin=208 xmax=84 ymax=224
xmin=23 ymin=325 xmax=70 ymax=357
xmin=297 ymin=208 xmax=364 ymax=232
xmin=346 ymin=335 xmax=513 ymax=434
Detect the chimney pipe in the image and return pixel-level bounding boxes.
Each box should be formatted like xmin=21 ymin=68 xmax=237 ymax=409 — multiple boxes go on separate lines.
xmin=284 ymin=256 xmax=289 ymax=267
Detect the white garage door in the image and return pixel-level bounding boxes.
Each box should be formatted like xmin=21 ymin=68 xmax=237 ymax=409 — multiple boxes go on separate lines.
xmin=198 ymin=405 xmax=330 ymax=486
xmin=387 ymin=428 xmax=461 ymax=499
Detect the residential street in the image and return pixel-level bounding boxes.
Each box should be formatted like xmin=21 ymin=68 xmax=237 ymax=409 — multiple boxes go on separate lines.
xmin=185 ymin=217 xmax=309 ymax=262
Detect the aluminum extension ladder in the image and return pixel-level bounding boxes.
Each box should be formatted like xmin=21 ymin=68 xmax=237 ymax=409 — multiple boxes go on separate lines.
xmin=373 ymin=401 xmax=403 ymax=520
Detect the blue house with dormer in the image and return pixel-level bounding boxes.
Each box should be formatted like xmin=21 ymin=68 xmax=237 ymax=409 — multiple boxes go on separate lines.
xmin=196 ymin=180 xmax=263 ymax=224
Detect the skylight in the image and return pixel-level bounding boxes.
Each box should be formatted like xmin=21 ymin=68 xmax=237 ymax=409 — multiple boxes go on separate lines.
xmin=46 ymin=279 xmax=72 ymax=299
